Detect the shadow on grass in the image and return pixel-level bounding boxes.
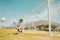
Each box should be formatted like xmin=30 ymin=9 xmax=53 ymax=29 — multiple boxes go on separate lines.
xmin=7 ymin=33 xmax=19 ymax=35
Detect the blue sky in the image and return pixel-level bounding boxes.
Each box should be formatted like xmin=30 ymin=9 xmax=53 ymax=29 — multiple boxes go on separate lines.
xmin=0 ymin=0 xmax=60 ymax=26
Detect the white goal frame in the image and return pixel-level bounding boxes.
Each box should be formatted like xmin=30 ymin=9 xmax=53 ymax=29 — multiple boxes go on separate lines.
xmin=48 ymin=0 xmax=60 ymax=36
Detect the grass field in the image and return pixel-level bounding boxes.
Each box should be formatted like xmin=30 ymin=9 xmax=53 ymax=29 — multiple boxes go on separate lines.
xmin=0 ymin=29 xmax=60 ymax=40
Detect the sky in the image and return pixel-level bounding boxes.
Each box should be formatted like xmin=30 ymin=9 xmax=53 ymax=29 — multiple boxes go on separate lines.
xmin=0 ymin=0 xmax=60 ymax=26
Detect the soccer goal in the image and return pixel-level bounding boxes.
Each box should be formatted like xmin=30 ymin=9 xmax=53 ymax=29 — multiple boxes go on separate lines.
xmin=48 ymin=0 xmax=60 ymax=36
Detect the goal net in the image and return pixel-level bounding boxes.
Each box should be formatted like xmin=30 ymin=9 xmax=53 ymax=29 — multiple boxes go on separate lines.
xmin=50 ymin=0 xmax=60 ymax=36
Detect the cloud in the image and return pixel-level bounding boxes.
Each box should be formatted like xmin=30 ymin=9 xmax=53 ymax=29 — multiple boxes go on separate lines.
xmin=23 ymin=8 xmax=48 ymax=24
xmin=50 ymin=1 xmax=60 ymax=24
xmin=23 ymin=0 xmax=60 ymax=24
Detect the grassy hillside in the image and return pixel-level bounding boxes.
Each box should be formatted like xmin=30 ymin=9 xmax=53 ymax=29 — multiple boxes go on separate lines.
xmin=0 ymin=29 xmax=60 ymax=40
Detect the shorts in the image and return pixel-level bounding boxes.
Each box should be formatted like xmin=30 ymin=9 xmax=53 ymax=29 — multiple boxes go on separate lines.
xmin=16 ymin=27 xmax=23 ymax=32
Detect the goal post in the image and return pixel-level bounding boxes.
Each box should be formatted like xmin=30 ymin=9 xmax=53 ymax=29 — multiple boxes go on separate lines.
xmin=48 ymin=0 xmax=60 ymax=36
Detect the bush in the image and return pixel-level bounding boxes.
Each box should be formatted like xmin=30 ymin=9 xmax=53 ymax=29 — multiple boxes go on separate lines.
xmin=24 ymin=27 xmax=29 ymax=30
xmin=36 ymin=24 xmax=57 ymax=31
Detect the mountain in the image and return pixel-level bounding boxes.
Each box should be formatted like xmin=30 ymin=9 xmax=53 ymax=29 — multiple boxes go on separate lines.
xmin=25 ymin=20 xmax=59 ymax=27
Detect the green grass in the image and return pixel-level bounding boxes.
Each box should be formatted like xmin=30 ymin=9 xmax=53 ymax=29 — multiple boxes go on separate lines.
xmin=0 ymin=29 xmax=60 ymax=40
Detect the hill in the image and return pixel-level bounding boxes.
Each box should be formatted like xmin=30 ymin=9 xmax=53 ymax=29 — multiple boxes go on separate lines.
xmin=25 ymin=20 xmax=59 ymax=27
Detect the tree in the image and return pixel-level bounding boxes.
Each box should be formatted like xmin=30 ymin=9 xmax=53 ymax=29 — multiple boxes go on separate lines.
xmin=36 ymin=24 xmax=46 ymax=30
xmin=0 ymin=18 xmax=6 ymax=28
xmin=36 ymin=24 xmax=57 ymax=31
xmin=12 ymin=21 xmax=16 ymax=24
xmin=44 ymin=24 xmax=57 ymax=31
xmin=24 ymin=27 xmax=29 ymax=30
